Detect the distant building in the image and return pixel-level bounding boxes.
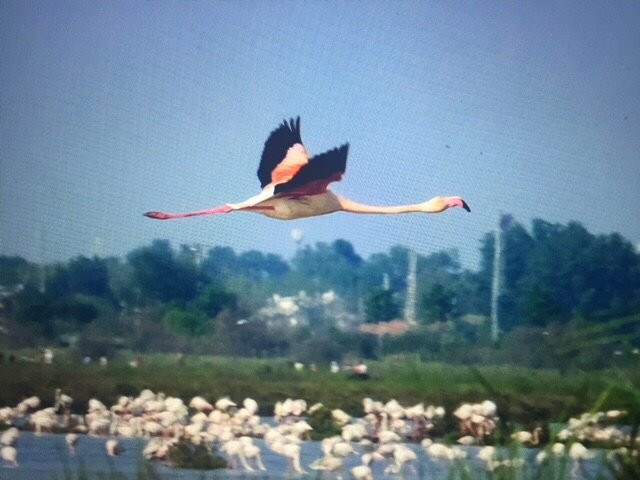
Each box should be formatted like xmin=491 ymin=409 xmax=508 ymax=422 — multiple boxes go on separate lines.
xmin=258 ymin=290 xmax=357 ymax=330
xmin=43 ymin=348 xmax=54 ymax=364
xmin=358 ymin=319 xmax=411 ymax=337
xmin=330 ymin=361 xmax=340 ymax=373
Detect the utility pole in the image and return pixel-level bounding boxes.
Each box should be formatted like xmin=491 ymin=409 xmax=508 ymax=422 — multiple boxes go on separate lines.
xmin=91 ymin=237 xmax=104 ymax=258
xmin=405 ymin=250 xmax=418 ymax=325
xmin=491 ymin=213 xmax=509 ymax=343
xmin=190 ymin=243 xmax=204 ymax=266
xmin=490 ymin=215 xmax=502 ymax=342
xmin=36 ymin=225 xmax=45 ymax=293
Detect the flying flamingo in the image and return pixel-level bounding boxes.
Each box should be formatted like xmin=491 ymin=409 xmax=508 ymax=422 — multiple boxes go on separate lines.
xmin=144 ymin=117 xmax=470 ymax=221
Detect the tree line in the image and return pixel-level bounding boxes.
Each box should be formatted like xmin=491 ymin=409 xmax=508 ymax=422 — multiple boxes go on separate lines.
xmin=0 ymin=216 xmax=638 ymax=367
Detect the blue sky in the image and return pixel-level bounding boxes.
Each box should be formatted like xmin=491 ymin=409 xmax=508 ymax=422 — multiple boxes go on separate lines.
xmin=2 ymin=1 xmax=639 ymax=270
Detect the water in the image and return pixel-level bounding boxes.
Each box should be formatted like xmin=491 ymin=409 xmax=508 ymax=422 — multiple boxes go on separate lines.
xmin=1 ymin=433 xmax=605 ymax=480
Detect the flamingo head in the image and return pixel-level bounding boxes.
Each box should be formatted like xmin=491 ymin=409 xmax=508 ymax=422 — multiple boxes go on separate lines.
xmin=144 ymin=211 xmax=171 ymax=220
xmin=420 ymin=196 xmax=471 ymax=213
xmin=444 ymin=196 xmax=471 ymax=212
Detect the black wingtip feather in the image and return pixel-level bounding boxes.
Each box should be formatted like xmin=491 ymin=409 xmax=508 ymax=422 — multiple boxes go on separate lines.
xmin=274 ymin=141 xmax=349 ymax=195
xmin=257 ymin=116 xmax=304 ymax=187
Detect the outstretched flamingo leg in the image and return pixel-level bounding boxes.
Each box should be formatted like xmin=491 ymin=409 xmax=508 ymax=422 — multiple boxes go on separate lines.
xmin=144 ymin=205 xmax=275 ymax=220
xmin=238 ymin=206 xmax=275 ymax=212
xmin=145 ymin=184 xmax=277 ymax=220
xmin=144 ymin=205 xmax=233 ymax=220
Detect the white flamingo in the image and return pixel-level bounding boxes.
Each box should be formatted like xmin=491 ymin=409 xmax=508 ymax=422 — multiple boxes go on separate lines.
xmin=511 ymin=426 xmax=542 ymax=445
xmin=384 ymin=444 xmax=417 ymax=475
xmin=351 ymin=464 xmax=373 ymax=480
xmin=0 ymin=427 xmax=19 ymax=447
xmin=271 ymin=440 xmax=306 ymax=475
xmin=309 ymin=454 xmax=344 ymax=473
xmin=1 ymin=445 xmax=18 ymax=467
xmin=65 ymin=433 xmax=79 ymax=454
xmin=222 ymin=439 xmax=253 ymax=471
xmin=239 ymin=436 xmax=267 ymax=471
xmin=189 ymin=396 xmax=214 ymax=413
xmin=106 ymin=438 xmax=122 ymax=456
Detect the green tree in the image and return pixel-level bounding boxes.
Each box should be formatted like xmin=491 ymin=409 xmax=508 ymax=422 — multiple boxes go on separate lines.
xmin=107 ymin=259 xmax=138 ymax=308
xmin=238 ymin=250 xmax=289 ymax=280
xmin=262 ymin=253 xmax=290 ymax=277
xmin=419 ymin=250 xmax=461 ymax=274
xmin=202 ymin=247 xmax=289 ymax=284
xmin=332 ymin=239 xmax=362 ymax=267
xmin=359 ymin=245 xmax=408 ymax=293
xmin=127 ymin=240 xmax=205 ymax=304
xmin=11 ymin=287 xmax=57 ymax=338
xmin=523 ymin=286 xmax=564 ymax=327
xmin=477 ymin=218 xmax=534 ymax=330
xmin=164 ymin=308 xmax=212 ymax=337
xmin=292 ymin=240 xmax=362 ymax=298
xmin=364 ymin=288 xmax=399 ymax=323
xmin=0 ymin=256 xmax=33 ymax=287
xmin=476 ymin=217 xmax=640 ymax=329
xmin=524 ymin=222 xmax=640 ymax=318
xmin=420 ymin=283 xmax=455 ymax=323
xmin=54 ymin=295 xmax=99 ymax=325
xmin=450 ymin=270 xmax=486 ymax=316
xmin=202 ymin=246 xmax=238 ymax=281
xmin=8 ymin=285 xmax=104 ymax=340
xmin=193 ymin=284 xmax=237 ymax=317
xmin=46 ymin=256 xmax=114 ymax=300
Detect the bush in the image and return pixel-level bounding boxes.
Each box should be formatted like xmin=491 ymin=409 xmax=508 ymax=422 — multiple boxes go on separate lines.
xmin=167 ymin=439 xmax=227 ymax=469
xmin=308 ymin=405 xmax=342 ymax=440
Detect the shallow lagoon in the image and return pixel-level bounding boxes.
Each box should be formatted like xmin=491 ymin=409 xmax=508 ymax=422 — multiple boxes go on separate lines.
xmin=1 ymin=432 xmax=607 ymax=480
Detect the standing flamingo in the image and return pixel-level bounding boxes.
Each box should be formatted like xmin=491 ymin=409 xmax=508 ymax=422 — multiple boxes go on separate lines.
xmin=144 ymin=117 xmax=470 ymax=221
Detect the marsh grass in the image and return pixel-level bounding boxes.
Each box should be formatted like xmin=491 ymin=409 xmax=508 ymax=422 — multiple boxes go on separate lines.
xmin=54 ymin=456 xmax=165 ymax=480
xmin=50 ymin=450 xmax=635 ymax=480
xmin=1 ymin=351 xmax=638 ymax=426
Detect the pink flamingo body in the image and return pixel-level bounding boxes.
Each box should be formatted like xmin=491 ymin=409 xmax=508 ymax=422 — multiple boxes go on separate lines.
xmin=144 ymin=117 xmax=470 ymax=221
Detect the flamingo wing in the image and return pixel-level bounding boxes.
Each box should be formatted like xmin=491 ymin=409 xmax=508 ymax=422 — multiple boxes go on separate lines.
xmin=257 ymin=117 xmax=308 ymax=188
xmin=274 ymin=143 xmax=349 ymax=196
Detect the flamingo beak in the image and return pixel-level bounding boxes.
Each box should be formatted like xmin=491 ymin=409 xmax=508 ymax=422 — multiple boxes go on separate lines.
xmin=445 ymin=197 xmax=471 ymax=212
xmin=144 ymin=211 xmax=170 ymax=220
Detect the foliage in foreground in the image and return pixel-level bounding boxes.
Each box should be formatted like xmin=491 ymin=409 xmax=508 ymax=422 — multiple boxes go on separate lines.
xmin=1 ymin=352 xmax=639 ymax=426
xmin=166 ymin=439 xmax=227 ymax=470
xmin=307 ymin=405 xmax=342 ymax=440
xmin=55 ymin=457 xmax=163 ymax=480
xmin=48 ymin=445 xmax=640 ymax=480
xmin=607 ymin=448 xmax=640 ymax=480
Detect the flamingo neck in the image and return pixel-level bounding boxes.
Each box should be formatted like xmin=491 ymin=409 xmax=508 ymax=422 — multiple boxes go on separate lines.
xmin=336 ymin=195 xmax=446 ymax=214
xmin=532 ymin=427 xmax=541 ymax=445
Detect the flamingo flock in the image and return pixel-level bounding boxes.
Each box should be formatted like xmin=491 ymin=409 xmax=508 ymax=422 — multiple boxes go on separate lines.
xmin=0 ymin=390 xmax=634 ymax=476
xmin=145 ymin=117 xmax=470 ymax=222
xmin=452 ymin=400 xmax=498 ymax=443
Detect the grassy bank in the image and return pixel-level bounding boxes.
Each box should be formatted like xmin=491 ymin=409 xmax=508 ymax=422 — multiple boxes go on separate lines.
xmin=1 ymin=351 xmax=639 ymax=427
